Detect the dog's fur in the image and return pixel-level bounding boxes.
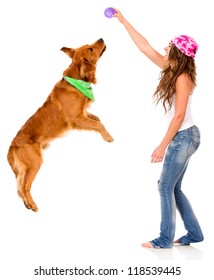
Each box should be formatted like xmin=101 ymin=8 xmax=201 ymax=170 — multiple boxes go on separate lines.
xmin=7 ymin=38 xmax=113 ymax=212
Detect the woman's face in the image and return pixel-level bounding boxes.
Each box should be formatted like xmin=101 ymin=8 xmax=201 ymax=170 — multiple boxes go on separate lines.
xmin=164 ymin=43 xmax=172 ymax=61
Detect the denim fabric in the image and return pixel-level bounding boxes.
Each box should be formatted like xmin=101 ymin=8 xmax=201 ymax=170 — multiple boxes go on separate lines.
xmin=150 ymin=125 xmax=204 ymax=248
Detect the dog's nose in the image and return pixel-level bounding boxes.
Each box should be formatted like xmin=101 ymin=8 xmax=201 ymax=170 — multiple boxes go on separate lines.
xmin=98 ymin=38 xmax=104 ymax=43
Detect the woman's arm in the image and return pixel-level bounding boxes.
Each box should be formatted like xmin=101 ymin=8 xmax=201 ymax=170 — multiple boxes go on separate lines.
xmin=113 ymin=8 xmax=165 ymax=68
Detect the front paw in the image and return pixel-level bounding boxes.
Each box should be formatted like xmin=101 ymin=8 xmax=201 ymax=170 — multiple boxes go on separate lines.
xmin=105 ymin=134 xmax=114 ymax=142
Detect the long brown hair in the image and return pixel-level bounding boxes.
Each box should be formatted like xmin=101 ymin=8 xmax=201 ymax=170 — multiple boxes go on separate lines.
xmin=153 ymin=44 xmax=197 ymax=113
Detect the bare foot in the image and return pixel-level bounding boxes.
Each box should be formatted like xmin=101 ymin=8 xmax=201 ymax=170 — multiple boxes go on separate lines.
xmin=141 ymin=242 xmax=154 ymax=248
xmin=174 ymin=239 xmax=190 ymax=246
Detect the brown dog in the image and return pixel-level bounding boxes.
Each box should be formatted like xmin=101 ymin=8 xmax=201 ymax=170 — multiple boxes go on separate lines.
xmin=7 ymin=38 xmax=113 ymax=212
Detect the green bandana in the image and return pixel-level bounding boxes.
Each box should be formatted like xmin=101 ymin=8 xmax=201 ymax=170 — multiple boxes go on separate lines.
xmin=63 ymin=76 xmax=95 ymax=100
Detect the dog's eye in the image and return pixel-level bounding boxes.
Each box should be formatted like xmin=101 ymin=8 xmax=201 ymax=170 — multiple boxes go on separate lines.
xmin=88 ymin=48 xmax=93 ymax=52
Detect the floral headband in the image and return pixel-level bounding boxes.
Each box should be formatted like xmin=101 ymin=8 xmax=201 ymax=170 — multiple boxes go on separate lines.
xmin=170 ymin=35 xmax=199 ymax=58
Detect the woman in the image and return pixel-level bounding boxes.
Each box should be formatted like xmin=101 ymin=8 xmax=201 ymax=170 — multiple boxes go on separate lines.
xmin=113 ymin=9 xmax=204 ymax=248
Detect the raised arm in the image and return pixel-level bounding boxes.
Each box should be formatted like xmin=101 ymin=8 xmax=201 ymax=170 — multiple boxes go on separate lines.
xmin=113 ymin=8 xmax=165 ymax=68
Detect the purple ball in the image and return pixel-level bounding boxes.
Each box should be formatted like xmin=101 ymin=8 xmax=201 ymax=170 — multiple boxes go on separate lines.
xmin=104 ymin=7 xmax=116 ymax=18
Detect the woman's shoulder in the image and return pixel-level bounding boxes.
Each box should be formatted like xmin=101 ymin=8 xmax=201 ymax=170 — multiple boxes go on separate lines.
xmin=176 ymin=72 xmax=193 ymax=84
xmin=176 ymin=73 xmax=194 ymax=95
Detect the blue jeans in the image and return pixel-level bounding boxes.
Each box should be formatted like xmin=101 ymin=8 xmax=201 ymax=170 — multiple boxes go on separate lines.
xmin=150 ymin=125 xmax=204 ymax=248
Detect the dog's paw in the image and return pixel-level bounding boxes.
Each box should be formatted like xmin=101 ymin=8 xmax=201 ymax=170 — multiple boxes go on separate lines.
xmin=24 ymin=200 xmax=38 ymax=212
xmin=106 ymin=135 xmax=114 ymax=142
xmin=102 ymin=131 xmax=114 ymax=142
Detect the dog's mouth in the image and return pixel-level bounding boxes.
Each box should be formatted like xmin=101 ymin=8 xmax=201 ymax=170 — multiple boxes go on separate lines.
xmin=100 ymin=45 xmax=106 ymax=57
xmin=95 ymin=38 xmax=106 ymax=57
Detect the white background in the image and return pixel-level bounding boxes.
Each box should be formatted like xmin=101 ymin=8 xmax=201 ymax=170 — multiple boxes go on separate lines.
xmin=0 ymin=0 xmax=212 ymax=279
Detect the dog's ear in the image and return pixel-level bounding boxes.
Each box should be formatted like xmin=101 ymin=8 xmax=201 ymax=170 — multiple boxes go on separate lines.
xmin=80 ymin=58 xmax=97 ymax=84
xmin=61 ymin=47 xmax=75 ymax=58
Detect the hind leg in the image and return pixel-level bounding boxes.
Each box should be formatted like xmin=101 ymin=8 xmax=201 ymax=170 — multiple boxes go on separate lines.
xmin=17 ymin=164 xmax=41 ymax=211
xmin=15 ymin=144 xmax=43 ymax=211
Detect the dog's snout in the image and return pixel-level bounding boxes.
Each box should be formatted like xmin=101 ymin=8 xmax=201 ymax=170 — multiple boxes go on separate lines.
xmin=98 ymin=38 xmax=104 ymax=43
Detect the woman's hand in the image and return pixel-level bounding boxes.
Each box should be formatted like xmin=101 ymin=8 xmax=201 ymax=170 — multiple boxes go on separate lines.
xmin=112 ymin=8 xmax=125 ymax=24
xmin=151 ymin=146 xmax=166 ymax=163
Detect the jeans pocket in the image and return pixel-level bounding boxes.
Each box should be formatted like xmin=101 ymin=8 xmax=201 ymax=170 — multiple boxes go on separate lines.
xmin=187 ymin=140 xmax=200 ymax=156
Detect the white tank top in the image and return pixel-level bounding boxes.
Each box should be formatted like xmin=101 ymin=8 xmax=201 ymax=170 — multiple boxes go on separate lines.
xmin=165 ymin=95 xmax=195 ymax=131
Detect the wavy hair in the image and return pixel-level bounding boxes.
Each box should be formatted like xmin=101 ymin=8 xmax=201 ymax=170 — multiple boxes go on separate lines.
xmin=153 ymin=44 xmax=197 ymax=113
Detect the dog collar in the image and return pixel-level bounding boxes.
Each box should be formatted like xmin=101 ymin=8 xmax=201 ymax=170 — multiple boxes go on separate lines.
xmin=63 ymin=76 xmax=95 ymax=100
